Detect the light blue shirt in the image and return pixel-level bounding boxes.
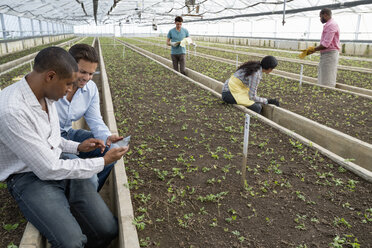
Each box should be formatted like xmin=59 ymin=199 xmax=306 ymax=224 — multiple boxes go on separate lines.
xmin=167 ymin=27 xmax=189 ymax=54
xmin=55 ymin=80 xmax=111 ymax=142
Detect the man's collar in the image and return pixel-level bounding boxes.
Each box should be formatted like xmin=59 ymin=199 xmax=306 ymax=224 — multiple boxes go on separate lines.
xmin=20 ymin=77 xmax=41 ymax=107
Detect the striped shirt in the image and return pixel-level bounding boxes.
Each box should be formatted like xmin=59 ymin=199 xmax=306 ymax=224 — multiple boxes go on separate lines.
xmin=222 ymin=67 xmax=268 ymax=104
xmin=0 ymin=77 xmax=104 ymax=181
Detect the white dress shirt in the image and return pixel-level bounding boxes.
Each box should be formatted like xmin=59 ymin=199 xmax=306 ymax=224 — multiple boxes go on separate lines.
xmin=55 ymin=80 xmax=111 ymax=142
xmin=0 ymin=77 xmax=104 ymax=181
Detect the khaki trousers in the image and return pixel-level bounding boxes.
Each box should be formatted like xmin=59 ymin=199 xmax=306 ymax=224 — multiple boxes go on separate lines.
xmin=318 ymin=50 xmax=339 ymax=87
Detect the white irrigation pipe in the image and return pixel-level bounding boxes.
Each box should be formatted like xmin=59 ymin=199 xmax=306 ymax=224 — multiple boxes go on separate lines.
xmin=241 ymin=113 xmax=250 ymax=187
xmin=29 ymin=61 xmax=32 ymax=71
xmin=236 ymin=54 xmax=239 ymax=69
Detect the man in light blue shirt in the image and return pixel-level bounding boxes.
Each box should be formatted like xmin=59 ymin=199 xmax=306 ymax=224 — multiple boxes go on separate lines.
xmin=55 ymin=44 xmax=124 ymax=191
xmin=166 ymin=16 xmax=189 ymax=75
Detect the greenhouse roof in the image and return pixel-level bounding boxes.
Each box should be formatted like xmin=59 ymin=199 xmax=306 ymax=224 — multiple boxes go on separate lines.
xmin=1 ymin=0 xmax=372 ymax=26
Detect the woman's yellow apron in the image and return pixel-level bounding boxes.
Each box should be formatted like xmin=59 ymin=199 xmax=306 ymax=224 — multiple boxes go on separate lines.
xmin=228 ymin=75 xmax=255 ymax=107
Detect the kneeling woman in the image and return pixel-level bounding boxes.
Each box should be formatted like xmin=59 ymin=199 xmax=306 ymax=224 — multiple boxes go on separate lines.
xmin=222 ymin=55 xmax=279 ymax=114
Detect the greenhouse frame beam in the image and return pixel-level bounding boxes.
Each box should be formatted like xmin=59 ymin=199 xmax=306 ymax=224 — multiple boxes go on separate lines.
xmin=178 ymin=0 xmax=372 ymax=23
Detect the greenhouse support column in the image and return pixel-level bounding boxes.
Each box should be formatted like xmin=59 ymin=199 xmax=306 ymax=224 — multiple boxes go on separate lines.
xmin=306 ymin=17 xmax=311 ymax=39
xmin=250 ymin=21 xmax=253 ymax=37
xmin=47 ymin=22 xmax=50 ymax=35
xmin=52 ymin=22 xmax=55 ymax=34
xmin=0 ymin=13 xmax=7 ymax=51
xmin=355 ymin=14 xmax=361 ymax=40
xmin=0 ymin=13 xmax=6 ymax=39
xmin=18 ymin=17 xmax=23 ymax=37
xmin=31 ymin=19 xmax=35 ymax=36
xmin=39 ymin=20 xmax=42 ymax=36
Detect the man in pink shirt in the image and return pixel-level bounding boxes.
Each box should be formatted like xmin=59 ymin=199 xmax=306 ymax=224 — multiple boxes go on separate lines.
xmin=301 ymin=8 xmax=340 ymax=87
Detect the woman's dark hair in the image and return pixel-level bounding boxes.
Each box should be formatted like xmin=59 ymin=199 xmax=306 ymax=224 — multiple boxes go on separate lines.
xmin=237 ymin=55 xmax=277 ymax=78
xmin=260 ymin=55 xmax=278 ymax=70
xmin=237 ymin=61 xmax=261 ymax=78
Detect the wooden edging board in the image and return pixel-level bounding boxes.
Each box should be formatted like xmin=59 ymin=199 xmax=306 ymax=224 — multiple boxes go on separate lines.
xmin=97 ymin=38 xmax=140 ymax=248
xmin=119 ymin=38 xmax=372 ymax=182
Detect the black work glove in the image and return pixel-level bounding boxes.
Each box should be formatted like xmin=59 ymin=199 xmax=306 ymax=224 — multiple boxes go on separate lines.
xmin=268 ymin=98 xmax=280 ymax=107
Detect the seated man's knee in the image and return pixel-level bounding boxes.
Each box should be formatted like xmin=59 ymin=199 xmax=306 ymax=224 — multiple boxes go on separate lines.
xmin=53 ymin=233 xmax=87 ymax=248
xmin=88 ymin=219 xmax=118 ymax=247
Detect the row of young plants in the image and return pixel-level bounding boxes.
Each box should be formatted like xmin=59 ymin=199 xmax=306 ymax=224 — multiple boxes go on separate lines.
xmin=0 ymin=36 xmax=76 ymax=65
xmin=0 ymin=37 xmax=92 ymax=90
xmin=119 ymin=38 xmax=372 ymax=145
xmin=141 ymin=37 xmax=372 ymax=90
xmin=145 ymin=36 xmax=372 ymax=69
xmin=0 ymin=37 xmax=94 ymax=248
xmin=100 ymin=37 xmax=372 ymax=248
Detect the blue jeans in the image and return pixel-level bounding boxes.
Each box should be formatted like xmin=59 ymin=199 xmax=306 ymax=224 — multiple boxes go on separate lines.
xmin=7 ymin=172 xmax=118 ymax=248
xmin=61 ymin=129 xmax=116 ymax=192
xmin=222 ymin=90 xmax=263 ymax=114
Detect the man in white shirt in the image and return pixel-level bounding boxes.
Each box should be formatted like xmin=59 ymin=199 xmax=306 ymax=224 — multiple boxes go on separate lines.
xmin=0 ymin=46 xmax=128 ymax=247
xmin=55 ymin=44 xmax=123 ymax=191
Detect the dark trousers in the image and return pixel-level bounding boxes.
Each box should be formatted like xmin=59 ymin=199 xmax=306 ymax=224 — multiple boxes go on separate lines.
xmin=222 ymin=90 xmax=263 ymax=114
xmin=171 ymin=54 xmax=186 ymax=75
xmin=61 ymin=129 xmax=116 ymax=192
xmin=7 ymin=172 xmax=118 ymax=248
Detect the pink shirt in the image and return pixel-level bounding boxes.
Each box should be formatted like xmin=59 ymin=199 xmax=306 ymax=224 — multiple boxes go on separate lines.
xmin=320 ymin=18 xmax=340 ymax=53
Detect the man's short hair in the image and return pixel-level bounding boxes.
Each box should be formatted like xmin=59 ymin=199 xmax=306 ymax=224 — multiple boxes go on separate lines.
xmin=33 ymin=46 xmax=78 ymax=79
xmin=175 ymin=16 xmax=183 ymax=23
xmin=320 ymin=8 xmax=332 ymax=16
xmin=69 ymin=44 xmax=99 ymax=64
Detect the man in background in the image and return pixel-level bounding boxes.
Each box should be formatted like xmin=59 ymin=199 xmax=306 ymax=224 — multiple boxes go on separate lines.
xmin=166 ymin=16 xmax=190 ymax=75
xmin=300 ymin=8 xmax=340 ymax=87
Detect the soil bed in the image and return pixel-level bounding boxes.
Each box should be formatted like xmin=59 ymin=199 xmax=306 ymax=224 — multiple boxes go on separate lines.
xmin=101 ymin=37 xmax=372 ymax=248
xmin=0 ymin=183 xmax=26 ymax=248
xmin=121 ymin=38 xmax=372 ymax=145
